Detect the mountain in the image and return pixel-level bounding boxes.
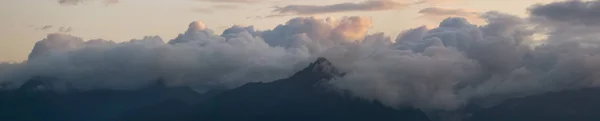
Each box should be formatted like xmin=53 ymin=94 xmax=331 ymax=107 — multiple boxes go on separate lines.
xmin=0 ymin=77 xmax=205 ymax=121
xmin=7 ymin=57 xmax=600 ymax=121
xmin=466 ymin=87 xmax=600 ymax=121
xmin=119 ymin=57 xmax=433 ymax=121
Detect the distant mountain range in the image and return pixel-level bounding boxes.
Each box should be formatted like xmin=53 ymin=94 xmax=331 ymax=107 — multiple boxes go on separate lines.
xmin=2 ymin=57 xmax=600 ymax=121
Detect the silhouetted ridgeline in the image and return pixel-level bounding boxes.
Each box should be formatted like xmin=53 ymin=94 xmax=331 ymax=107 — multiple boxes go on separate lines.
xmin=3 ymin=58 xmax=600 ymax=121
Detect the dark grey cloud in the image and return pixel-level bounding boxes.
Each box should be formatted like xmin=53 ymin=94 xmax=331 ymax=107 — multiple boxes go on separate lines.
xmin=40 ymin=25 xmax=54 ymax=30
xmin=529 ymin=0 xmax=600 ymax=25
xmin=271 ymin=0 xmax=410 ymax=16
xmin=528 ymin=0 xmax=600 ymax=44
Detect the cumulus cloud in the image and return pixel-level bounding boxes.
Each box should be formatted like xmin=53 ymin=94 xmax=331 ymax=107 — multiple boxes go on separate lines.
xmin=271 ymin=0 xmax=410 ymax=16
xmin=0 ymin=17 xmax=377 ymax=91
xmin=329 ymin=11 xmax=600 ymax=112
xmin=5 ymin=2 xmax=600 ymax=113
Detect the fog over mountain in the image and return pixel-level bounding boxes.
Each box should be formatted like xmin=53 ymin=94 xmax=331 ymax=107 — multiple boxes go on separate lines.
xmin=3 ymin=0 xmax=600 ymax=113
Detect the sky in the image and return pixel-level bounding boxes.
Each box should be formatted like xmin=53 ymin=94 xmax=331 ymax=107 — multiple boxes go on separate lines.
xmin=0 ymin=0 xmax=554 ymax=61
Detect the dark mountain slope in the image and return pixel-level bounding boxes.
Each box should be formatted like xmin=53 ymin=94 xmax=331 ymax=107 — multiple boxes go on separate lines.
xmin=120 ymin=57 xmax=432 ymax=121
xmin=468 ymin=87 xmax=600 ymax=121
xmin=0 ymin=78 xmax=204 ymax=121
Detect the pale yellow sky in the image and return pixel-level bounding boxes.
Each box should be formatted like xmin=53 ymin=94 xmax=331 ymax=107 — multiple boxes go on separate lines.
xmin=0 ymin=0 xmax=556 ymax=61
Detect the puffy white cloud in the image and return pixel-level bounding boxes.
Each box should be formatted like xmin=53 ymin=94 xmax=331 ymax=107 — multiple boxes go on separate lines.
xmin=328 ymin=11 xmax=600 ymax=111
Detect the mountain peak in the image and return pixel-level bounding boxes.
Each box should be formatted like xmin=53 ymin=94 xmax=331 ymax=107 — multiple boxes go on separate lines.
xmin=288 ymin=57 xmax=344 ymax=83
xmin=305 ymin=57 xmax=342 ymax=76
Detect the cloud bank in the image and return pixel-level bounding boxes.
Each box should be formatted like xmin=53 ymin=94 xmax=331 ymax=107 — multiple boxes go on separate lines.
xmin=529 ymin=0 xmax=600 ymax=26
xmin=5 ymin=0 xmax=600 ymax=112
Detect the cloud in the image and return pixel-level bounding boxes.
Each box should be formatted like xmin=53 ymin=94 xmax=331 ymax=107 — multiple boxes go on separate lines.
xmin=6 ymin=4 xmax=600 ymax=113
xmin=528 ymin=0 xmax=600 ymax=45
xmin=1 ymin=17 xmax=377 ymax=91
xmin=212 ymin=5 xmax=240 ymax=9
xmin=195 ymin=0 xmax=261 ymax=4
xmin=59 ymin=27 xmax=73 ymax=33
xmin=192 ymin=8 xmax=215 ymax=14
xmin=57 ymin=0 xmax=119 ymax=5
xmin=39 ymin=25 xmax=54 ymax=30
xmin=529 ymin=0 xmax=600 ymax=26
xmin=30 ymin=25 xmax=72 ymax=32
xmin=193 ymin=5 xmax=241 ymax=14
xmin=271 ymin=0 xmax=410 ymax=16
xmin=58 ymin=0 xmax=84 ymax=5
xmin=419 ymin=7 xmax=480 ymax=17
xmin=417 ymin=7 xmax=483 ymax=24
xmin=256 ymin=16 xmax=373 ymax=48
